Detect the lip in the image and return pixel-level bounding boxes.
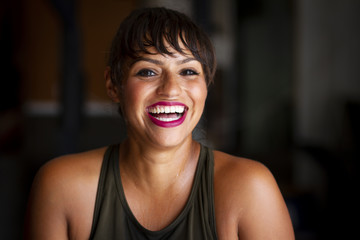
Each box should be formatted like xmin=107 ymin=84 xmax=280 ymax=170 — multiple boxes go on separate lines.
xmin=146 ymin=101 xmax=188 ymax=128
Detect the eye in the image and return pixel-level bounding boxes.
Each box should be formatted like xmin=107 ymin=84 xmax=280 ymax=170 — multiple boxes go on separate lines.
xmin=180 ymin=69 xmax=200 ymax=76
xmin=136 ymin=69 xmax=156 ymax=77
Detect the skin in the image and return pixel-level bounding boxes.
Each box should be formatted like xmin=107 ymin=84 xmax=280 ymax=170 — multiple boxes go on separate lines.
xmin=24 ymin=47 xmax=295 ymax=240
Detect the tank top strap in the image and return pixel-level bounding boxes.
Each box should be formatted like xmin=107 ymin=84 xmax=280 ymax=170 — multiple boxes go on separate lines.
xmin=202 ymin=145 xmax=218 ymax=236
xmin=89 ymin=144 xmax=118 ymax=239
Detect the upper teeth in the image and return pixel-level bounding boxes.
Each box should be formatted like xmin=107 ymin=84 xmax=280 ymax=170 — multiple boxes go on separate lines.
xmin=148 ymin=105 xmax=185 ymax=114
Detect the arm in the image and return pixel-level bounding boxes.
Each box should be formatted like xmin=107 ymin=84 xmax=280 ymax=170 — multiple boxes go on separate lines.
xmin=237 ymin=163 xmax=294 ymax=240
xmin=24 ymin=160 xmax=69 ymax=240
xmin=214 ymin=152 xmax=295 ymax=240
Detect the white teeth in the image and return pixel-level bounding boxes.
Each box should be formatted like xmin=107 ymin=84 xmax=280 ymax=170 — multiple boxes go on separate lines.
xmin=155 ymin=116 xmax=181 ymax=121
xmin=148 ymin=105 xmax=185 ymax=114
xmin=178 ymin=106 xmax=185 ymax=113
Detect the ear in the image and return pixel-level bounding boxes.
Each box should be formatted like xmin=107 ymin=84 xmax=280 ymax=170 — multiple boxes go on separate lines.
xmin=104 ymin=67 xmax=121 ymax=103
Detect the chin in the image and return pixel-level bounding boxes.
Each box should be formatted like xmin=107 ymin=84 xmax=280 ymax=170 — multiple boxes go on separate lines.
xmin=149 ymin=130 xmax=192 ymax=149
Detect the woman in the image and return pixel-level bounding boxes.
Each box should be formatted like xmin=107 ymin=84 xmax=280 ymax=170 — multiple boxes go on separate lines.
xmin=25 ymin=7 xmax=294 ymax=240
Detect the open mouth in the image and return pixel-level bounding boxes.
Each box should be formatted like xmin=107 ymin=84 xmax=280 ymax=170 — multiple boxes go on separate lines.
xmin=146 ymin=102 xmax=188 ymax=127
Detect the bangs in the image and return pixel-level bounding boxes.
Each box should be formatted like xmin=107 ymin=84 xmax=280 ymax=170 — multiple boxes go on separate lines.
xmin=124 ymin=9 xmax=202 ymax=60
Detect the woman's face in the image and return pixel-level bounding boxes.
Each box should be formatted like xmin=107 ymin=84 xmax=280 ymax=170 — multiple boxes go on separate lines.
xmin=120 ymin=45 xmax=208 ymax=148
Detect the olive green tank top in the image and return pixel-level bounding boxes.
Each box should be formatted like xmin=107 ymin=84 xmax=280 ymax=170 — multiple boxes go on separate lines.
xmin=89 ymin=144 xmax=218 ymax=240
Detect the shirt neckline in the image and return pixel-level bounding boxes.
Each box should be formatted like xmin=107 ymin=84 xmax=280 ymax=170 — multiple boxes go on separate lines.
xmin=112 ymin=143 xmax=206 ymax=236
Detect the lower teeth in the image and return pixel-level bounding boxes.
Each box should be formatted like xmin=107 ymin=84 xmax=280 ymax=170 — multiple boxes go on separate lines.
xmin=155 ymin=116 xmax=181 ymax=122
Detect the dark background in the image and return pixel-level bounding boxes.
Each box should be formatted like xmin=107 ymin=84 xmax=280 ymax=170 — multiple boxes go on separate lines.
xmin=1 ymin=0 xmax=359 ymax=239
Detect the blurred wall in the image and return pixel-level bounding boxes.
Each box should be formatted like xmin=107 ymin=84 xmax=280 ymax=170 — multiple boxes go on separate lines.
xmin=295 ymin=0 xmax=360 ymax=148
xmin=1 ymin=0 xmax=136 ymax=239
xmin=293 ymin=0 xmax=360 ymax=238
xmin=21 ymin=0 xmax=136 ymax=103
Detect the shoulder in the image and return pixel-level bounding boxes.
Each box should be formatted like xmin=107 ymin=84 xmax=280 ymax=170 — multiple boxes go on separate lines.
xmin=31 ymin=147 xmax=107 ymax=199
xmin=33 ymin=146 xmax=108 ymax=210
xmin=36 ymin=147 xmax=107 ymax=183
xmin=213 ymin=150 xmax=270 ymax=181
xmin=24 ymin=147 xmax=108 ymax=239
xmin=213 ymin=150 xmax=275 ymax=211
xmin=213 ymin=150 xmax=275 ymax=198
xmin=213 ymin=150 xmax=294 ymax=239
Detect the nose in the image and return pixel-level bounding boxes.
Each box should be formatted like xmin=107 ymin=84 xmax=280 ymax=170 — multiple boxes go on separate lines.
xmin=156 ymin=72 xmax=182 ymax=98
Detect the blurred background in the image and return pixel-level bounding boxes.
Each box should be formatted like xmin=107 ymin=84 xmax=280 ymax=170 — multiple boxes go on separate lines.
xmin=0 ymin=0 xmax=359 ymax=239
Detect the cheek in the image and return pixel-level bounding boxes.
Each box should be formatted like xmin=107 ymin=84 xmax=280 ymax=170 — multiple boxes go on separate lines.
xmin=122 ymin=82 xmax=144 ymax=104
xmin=121 ymin=81 xmax=154 ymax=115
xmin=191 ymin=82 xmax=208 ymax=106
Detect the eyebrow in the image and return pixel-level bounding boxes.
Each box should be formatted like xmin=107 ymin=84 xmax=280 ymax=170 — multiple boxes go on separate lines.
xmin=177 ymin=57 xmax=198 ymax=65
xmin=131 ymin=57 xmax=163 ymax=66
xmin=130 ymin=57 xmax=198 ymax=66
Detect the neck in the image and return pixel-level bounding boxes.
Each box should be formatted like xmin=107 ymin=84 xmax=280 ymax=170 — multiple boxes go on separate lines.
xmin=119 ymin=137 xmax=200 ymax=193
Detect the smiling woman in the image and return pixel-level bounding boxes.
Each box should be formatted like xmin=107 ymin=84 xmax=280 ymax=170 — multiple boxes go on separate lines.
xmin=24 ymin=7 xmax=295 ymax=240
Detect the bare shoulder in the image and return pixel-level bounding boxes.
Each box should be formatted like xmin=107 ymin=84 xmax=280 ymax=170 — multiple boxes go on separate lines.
xmin=213 ymin=150 xmax=275 ymax=214
xmin=30 ymin=147 xmax=107 ymax=202
xmin=24 ymin=147 xmax=108 ymax=240
xmin=213 ymin=150 xmax=294 ymax=240
xmin=36 ymin=147 xmax=107 ymax=183
xmin=213 ymin=150 xmax=276 ymax=198
xmin=213 ymin=150 xmax=271 ymax=181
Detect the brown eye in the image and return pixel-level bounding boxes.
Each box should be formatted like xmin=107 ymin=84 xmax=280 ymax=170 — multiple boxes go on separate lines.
xmin=136 ymin=69 xmax=156 ymax=77
xmin=180 ymin=69 xmax=199 ymax=76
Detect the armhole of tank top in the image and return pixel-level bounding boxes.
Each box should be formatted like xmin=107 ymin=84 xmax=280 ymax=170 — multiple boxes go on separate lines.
xmin=89 ymin=145 xmax=114 ymax=239
xmin=207 ymin=147 xmax=219 ymax=239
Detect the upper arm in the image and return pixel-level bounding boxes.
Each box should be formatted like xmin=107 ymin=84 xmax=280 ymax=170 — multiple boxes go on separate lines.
xmin=237 ymin=163 xmax=294 ymax=240
xmin=214 ymin=152 xmax=294 ymax=240
xmin=24 ymin=160 xmax=70 ymax=240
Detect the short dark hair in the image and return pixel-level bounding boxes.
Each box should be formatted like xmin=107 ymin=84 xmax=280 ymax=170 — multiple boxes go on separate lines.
xmin=108 ymin=7 xmax=216 ymax=89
